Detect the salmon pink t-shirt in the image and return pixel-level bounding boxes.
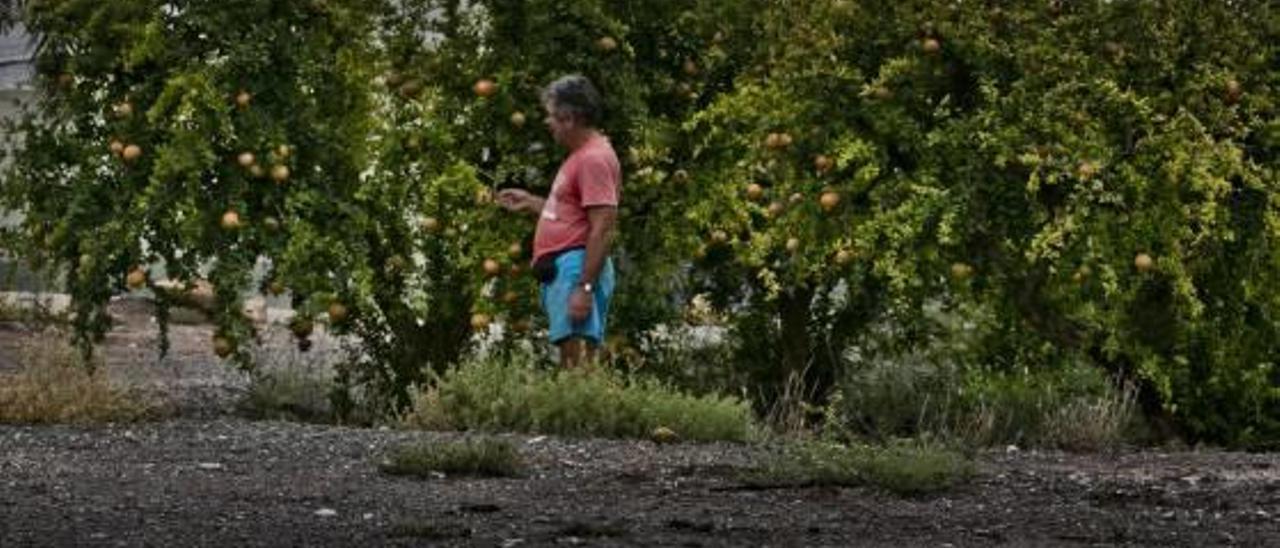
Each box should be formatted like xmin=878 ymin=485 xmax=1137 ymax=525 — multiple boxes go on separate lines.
xmin=533 ymin=135 xmax=621 ymax=263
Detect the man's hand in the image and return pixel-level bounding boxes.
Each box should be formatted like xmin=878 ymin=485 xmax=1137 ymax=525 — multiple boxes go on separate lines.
xmin=568 ymin=286 xmax=592 ymax=323
xmin=497 ymin=188 xmax=543 ymax=215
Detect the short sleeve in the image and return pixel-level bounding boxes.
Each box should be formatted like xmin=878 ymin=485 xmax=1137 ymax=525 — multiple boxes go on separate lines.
xmin=576 ymin=152 xmax=620 ymax=208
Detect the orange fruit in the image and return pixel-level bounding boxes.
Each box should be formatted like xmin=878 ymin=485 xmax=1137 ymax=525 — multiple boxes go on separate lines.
xmin=270 ymin=165 xmax=290 ymax=184
xmin=328 ymin=302 xmax=349 ymax=323
xmin=473 ymin=79 xmax=497 ymax=98
xmin=819 ymin=192 xmax=841 ymax=212
xmin=1134 ymin=253 xmax=1154 ymax=272
xmin=220 ymin=210 xmax=241 ymax=231
xmin=483 ymin=259 xmax=502 ymax=277
xmin=126 ymin=267 xmax=147 ymax=290
xmin=122 ymin=144 xmax=143 ymax=163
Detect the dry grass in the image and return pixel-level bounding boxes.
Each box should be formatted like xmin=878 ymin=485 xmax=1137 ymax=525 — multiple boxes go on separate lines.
xmin=1040 ymin=384 xmax=1138 ymax=452
xmin=0 ymin=330 xmax=158 ymax=424
xmin=763 ymin=369 xmax=821 ymax=436
xmin=237 ymin=343 xmax=335 ymax=423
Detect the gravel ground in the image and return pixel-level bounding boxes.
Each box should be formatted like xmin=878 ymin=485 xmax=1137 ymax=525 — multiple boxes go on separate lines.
xmin=1 ymin=298 xmax=1278 ymax=547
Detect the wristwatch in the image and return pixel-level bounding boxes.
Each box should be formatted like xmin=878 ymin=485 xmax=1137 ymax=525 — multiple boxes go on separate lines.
xmin=578 ymin=281 xmax=594 ymax=294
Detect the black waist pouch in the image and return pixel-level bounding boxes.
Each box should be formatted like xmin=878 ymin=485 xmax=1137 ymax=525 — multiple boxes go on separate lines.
xmin=532 ymin=246 xmax=583 ymax=284
xmin=532 ymin=256 xmax=557 ymax=284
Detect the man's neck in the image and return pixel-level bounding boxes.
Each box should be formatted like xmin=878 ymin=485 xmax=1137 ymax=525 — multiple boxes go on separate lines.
xmin=563 ymin=128 xmax=600 ymax=152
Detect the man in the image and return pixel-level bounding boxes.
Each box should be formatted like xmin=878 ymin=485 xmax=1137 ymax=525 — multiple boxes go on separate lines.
xmin=497 ymin=75 xmax=620 ymax=369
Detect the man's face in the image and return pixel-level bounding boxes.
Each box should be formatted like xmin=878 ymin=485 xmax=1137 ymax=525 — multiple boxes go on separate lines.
xmin=544 ymin=101 xmax=574 ymax=146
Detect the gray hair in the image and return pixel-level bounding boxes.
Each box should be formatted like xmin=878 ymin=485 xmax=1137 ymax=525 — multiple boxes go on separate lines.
xmin=542 ymin=75 xmax=603 ymax=127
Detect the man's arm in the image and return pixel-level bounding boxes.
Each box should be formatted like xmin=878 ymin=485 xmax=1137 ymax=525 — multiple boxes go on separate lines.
xmin=497 ymin=188 xmax=546 ymax=216
xmin=522 ymin=195 xmax=546 ymax=216
xmin=577 ymin=206 xmax=617 ymax=287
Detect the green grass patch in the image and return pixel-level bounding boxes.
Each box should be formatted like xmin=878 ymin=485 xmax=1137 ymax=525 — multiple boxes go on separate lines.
xmin=745 ymin=440 xmax=973 ymax=496
xmin=379 ymin=438 xmax=523 ymax=478
xmin=401 ymin=354 xmax=755 ymax=442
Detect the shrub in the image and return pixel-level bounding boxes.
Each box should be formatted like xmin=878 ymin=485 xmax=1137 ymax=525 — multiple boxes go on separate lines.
xmin=836 ymin=351 xmax=1137 ymax=450
xmin=238 ymin=367 xmax=334 ymax=424
xmin=401 ymin=353 xmax=755 ymax=442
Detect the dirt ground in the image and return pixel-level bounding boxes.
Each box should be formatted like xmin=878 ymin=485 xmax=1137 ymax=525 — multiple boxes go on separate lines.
xmin=1 ymin=298 xmax=1278 ymax=547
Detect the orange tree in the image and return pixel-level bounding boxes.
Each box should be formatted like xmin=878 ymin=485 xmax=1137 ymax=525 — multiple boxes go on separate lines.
xmin=0 ymin=0 xmax=384 ymax=366
xmin=379 ymin=0 xmax=762 ymax=354
xmin=3 ymin=0 xmax=1277 ymax=445
xmin=666 ymin=0 xmax=949 ymax=407
xmin=0 ymin=0 xmax=489 ymax=415
xmin=0 ymin=0 xmax=752 ymax=415
xmin=667 ymin=0 xmax=1279 ymax=446
xmin=376 ymin=0 xmax=646 ymax=350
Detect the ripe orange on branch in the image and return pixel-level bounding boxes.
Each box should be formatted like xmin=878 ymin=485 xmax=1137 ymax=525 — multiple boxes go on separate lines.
xmin=270 ymin=165 xmax=290 ymax=184
xmin=1224 ymin=80 xmax=1243 ymax=105
xmin=483 ymin=259 xmax=502 ymax=277
xmin=814 ymin=155 xmax=834 ymax=174
xmin=1134 ymin=253 xmax=1154 ymax=272
xmin=473 ymin=79 xmax=497 ymax=98
xmin=126 ymin=267 xmax=147 ymax=290
xmin=819 ymin=191 xmax=841 ymax=212
xmin=328 ymin=302 xmax=349 ymax=323
xmin=950 ymin=262 xmax=974 ymax=280
xmin=764 ymin=132 xmax=792 ymax=150
xmin=766 ymin=201 xmax=785 ymax=218
xmin=220 ymin=210 xmax=242 ymax=231
xmin=122 ymin=144 xmax=143 ymax=163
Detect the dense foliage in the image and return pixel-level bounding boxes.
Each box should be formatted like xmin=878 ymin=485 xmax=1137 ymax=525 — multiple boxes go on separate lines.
xmin=2 ymin=0 xmax=1276 ymax=446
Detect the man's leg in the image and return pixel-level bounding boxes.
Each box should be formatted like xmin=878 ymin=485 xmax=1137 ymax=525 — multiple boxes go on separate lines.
xmin=557 ymin=338 xmax=597 ymax=369
xmin=545 ymin=252 xmax=613 ymax=370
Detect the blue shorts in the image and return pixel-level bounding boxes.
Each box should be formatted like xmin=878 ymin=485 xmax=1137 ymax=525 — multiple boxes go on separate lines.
xmin=539 ymin=249 xmax=615 ymax=346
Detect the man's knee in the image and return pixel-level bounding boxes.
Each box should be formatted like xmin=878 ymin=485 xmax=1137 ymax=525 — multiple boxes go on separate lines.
xmin=556 ymin=337 xmax=598 ymax=368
